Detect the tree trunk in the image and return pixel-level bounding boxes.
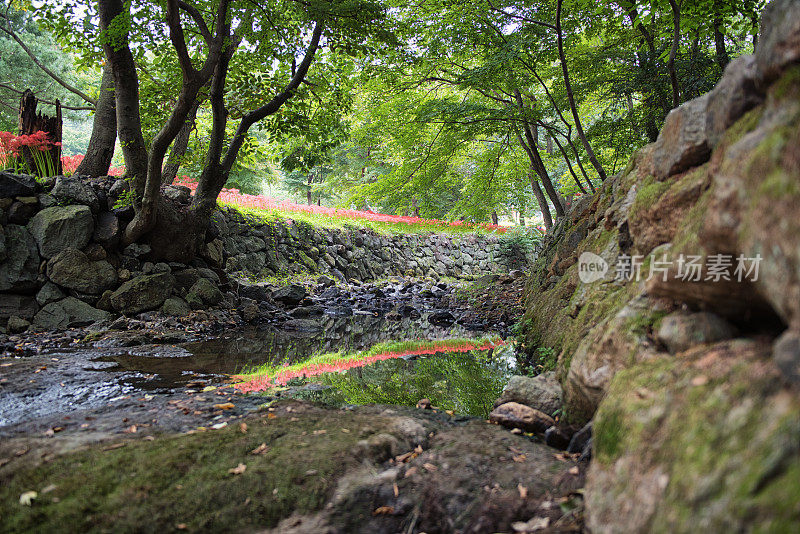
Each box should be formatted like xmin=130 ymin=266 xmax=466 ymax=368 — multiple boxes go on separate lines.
xmin=162 ymin=98 xmax=199 ymax=185
xmin=712 ymin=7 xmax=730 ymax=70
xmin=556 ymin=0 xmax=606 ymax=181
xmin=17 ymin=89 xmax=62 ymax=176
xmin=76 ymin=65 xmax=116 ymax=177
xmin=529 ymin=173 xmax=553 ymax=231
xmin=491 ymin=210 xmax=498 ymax=225
xmin=307 ymin=175 xmax=313 ymax=205
xmin=667 ymin=0 xmax=682 ymax=108
xmin=98 ymin=0 xmax=148 ymax=194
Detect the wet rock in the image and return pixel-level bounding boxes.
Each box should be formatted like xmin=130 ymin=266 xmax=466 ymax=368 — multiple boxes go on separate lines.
xmin=239 ymin=299 xmax=260 ymax=322
xmin=416 ymin=398 xmax=432 ymax=409
xmin=186 ymin=278 xmax=224 ymax=309
xmin=36 ymin=281 xmax=65 ymax=306
xmin=109 ymin=273 xmax=175 ymax=314
xmin=495 ymin=372 xmax=563 ymax=417
xmin=272 ymin=284 xmax=306 ymax=306
xmin=28 ymin=205 xmax=94 ymax=258
xmin=0 ymin=172 xmax=36 ymax=197
xmin=325 ymin=305 xmax=353 ymax=317
xmin=400 ymin=304 xmax=421 ymax=318
xmin=0 ymin=224 xmax=40 ymax=291
xmin=161 ymin=297 xmax=192 ymax=317
xmin=93 ymin=212 xmax=121 ymax=246
xmin=651 ymin=93 xmax=711 ymax=179
xmin=84 ymin=243 xmax=107 ymax=261
xmin=656 ymin=311 xmax=738 ymax=354
xmin=6 ymin=315 xmax=30 ymax=334
xmin=544 ymin=426 xmax=573 ymax=450
xmin=489 ymin=402 xmax=555 ymax=434
xmin=317 ymin=275 xmax=335 ymax=288
xmin=47 ymin=248 xmax=118 ymax=295
xmin=200 ymin=239 xmax=224 ymax=267
xmin=123 ymin=243 xmax=151 ymax=258
xmin=0 ymin=294 xmax=38 ymax=320
xmin=773 ymin=329 xmax=800 ymax=385
xmin=33 ymin=296 xmax=112 ymax=329
xmin=51 ymin=176 xmax=100 ymax=213
xmin=566 ymin=422 xmax=592 ymax=455
xmin=429 ymin=310 xmax=455 ymax=326
xmin=96 ymin=290 xmax=113 ymax=311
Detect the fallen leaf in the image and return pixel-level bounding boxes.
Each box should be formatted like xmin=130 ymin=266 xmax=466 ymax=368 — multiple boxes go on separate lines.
xmin=372 ymin=506 xmax=394 ymax=516
xmin=214 ymin=402 xmax=235 ymax=410
xmin=228 ymin=463 xmax=247 ymax=475
xmin=239 ymin=423 xmax=248 ymax=434
xmin=0 ymin=362 xmax=12 ymax=367
xmin=517 ymin=483 xmax=528 ymax=499
xmin=568 ymin=466 xmax=580 ymax=475
xmin=305 ymin=469 xmax=318 ymax=476
xmin=341 ymin=428 xmax=350 ymax=433
xmin=123 ymin=425 xmax=137 ymax=434
xmin=414 ymin=445 xmax=423 ymax=454
xmin=393 ymin=483 xmax=399 ymax=497
xmin=512 ymin=517 xmax=550 ymax=532
xmin=202 ymin=386 xmax=217 ymax=392
xmin=211 ymin=422 xmax=228 ymax=430
xmin=103 ymin=443 xmax=126 ymax=451
xmin=422 ymin=462 xmax=438 ymax=472
xmin=41 ymin=484 xmax=57 ymax=494
xmin=313 ymin=429 xmax=327 ymax=435
xmin=251 ymin=443 xmax=269 ymax=455
xmin=176 ymin=523 xmax=187 ymax=530
xmin=691 ymin=375 xmax=709 ymax=386
xmin=267 ymin=413 xmax=277 ymax=419
xmin=404 ymin=467 xmax=418 ymax=478
xmin=19 ymin=491 xmax=37 ymax=506
xmin=14 ymin=447 xmax=29 ymax=457
xmin=513 ymin=454 xmax=527 ymax=463
xmin=510 ymin=428 xmax=523 ymax=434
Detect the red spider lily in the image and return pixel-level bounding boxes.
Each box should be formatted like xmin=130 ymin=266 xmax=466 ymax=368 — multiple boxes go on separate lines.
xmin=172 ymin=175 xmax=508 ymax=232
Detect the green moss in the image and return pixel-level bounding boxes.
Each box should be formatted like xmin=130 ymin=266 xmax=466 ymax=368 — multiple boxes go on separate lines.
xmin=629 ymin=175 xmax=671 ymax=223
xmin=593 ymin=406 xmax=624 ymax=463
xmin=770 ymin=64 xmax=800 ymax=101
xmin=0 ymin=407 xmax=410 ymax=533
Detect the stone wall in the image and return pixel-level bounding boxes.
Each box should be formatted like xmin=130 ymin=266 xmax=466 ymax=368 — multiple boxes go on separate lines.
xmin=0 ymin=174 xmax=523 ymax=333
xmin=215 ymin=207 xmax=524 ymax=282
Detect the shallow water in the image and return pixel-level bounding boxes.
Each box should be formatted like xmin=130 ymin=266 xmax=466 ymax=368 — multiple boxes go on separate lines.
xmin=0 ymin=313 xmax=515 ymax=428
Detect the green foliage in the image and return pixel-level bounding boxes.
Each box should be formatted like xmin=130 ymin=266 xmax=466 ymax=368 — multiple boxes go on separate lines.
xmin=499 ymin=226 xmax=544 ymax=258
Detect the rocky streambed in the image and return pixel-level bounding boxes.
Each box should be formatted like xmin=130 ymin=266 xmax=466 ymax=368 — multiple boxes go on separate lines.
xmin=0 ymin=275 xmax=586 ymax=533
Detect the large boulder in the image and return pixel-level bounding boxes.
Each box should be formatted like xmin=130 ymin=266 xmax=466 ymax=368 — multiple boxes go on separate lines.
xmin=705 ymin=55 xmax=762 ymax=148
xmin=651 ymin=93 xmax=712 ymax=179
xmin=46 ymin=248 xmax=118 ymax=295
xmin=0 ymin=224 xmax=40 ymax=292
xmin=51 ymin=176 xmax=100 ymax=213
xmin=28 ymin=205 xmax=94 ymax=258
xmin=656 ymin=311 xmax=738 ymax=354
xmin=109 ymin=272 xmax=174 ymax=315
xmin=93 ymin=212 xmax=121 ymax=246
xmin=495 ymin=372 xmax=563 ymax=417
xmin=32 ymin=296 xmax=112 ymax=329
xmin=185 ymin=278 xmax=224 ymax=309
xmin=754 ymin=0 xmax=800 ymax=87
xmin=0 ymin=294 xmax=38 ymax=320
xmin=272 ymin=284 xmax=306 ymax=305
xmin=0 ymin=172 xmax=36 ymax=197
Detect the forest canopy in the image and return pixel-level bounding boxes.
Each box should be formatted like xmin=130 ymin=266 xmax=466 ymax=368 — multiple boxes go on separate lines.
xmin=0 ymin=0 xmax=765 ymax=237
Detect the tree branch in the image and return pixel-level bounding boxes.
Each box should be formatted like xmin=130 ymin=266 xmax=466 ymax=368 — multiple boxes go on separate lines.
xmin=0 ymin=13 xmax=96 ymax=105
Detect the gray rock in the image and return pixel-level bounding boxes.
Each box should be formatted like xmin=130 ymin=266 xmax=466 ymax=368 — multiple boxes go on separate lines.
xmin=123 ymin=243 xmax=151 ymax=258
xmin=28 ymin=205 xmax=94 ymax=258
xmin=0 ymin=172 xmax=36 ymax=197
xmin=109 ymin=273 xmax=175 ymax=314
xmin=289 ymin=305 xmax=324 ymax=318
xmin=6 ymin=315 xmax=31 ymax=334
xmin=754 ymin=0 xmax=800 ymax=87
xmin=272 ymin=284 xmax=306 ymax=305
xmin=36 ymin=281 xmax=65 ymax=306
xmin=0 ymin=224 xmax=40 ymax=291
xmin=37 ymin=194 xmax=57 ymax=208
xmin=8 ymin=197 xmax=39 ymax=224
xmin=0 ymin=294 xmax=38 ymax=320
xmin=47 ymin=248 xmax=118 ymax=295
xmin=108 ymin=178 xmax=129 ymax=198
xmin=496 ymin=373 xmax=563 ymax=417
xmin=196 ymin=268 xmax=220 ymax=284
xmin=51 ymin=176 xmax=100 ymax=212
xmin=283 ymin=318 xmax=323 ymax=332
xmin=238 ymin=282 xmax=272 ymax=302
xmin=186 ymin=278 xmax=224 ymax=309
xmin=93 ymin=212 xmax=121 ymax=245
xmin=161 ymin=297 xmax=192 ymax=317
xmin=173 ymin=269 xmax=201 ymax=289
xmin=33 ymin=296 xmax=112 ymax=329
xmin=651 ymin=93 xmax=712 ymax=179
xmin=163 ymin=185 xmax=191 ymax=204
xmin=773 ymin=329 xmax=800 ymax=385
xmin=656 ymin=311 xmax=738 ymax=354
xmin=705 ymin=55 xmax=762 ymax=148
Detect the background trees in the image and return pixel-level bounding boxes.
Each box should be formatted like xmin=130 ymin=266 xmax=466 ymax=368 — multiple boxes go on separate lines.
xmin=2 ymin=0 xmax=766 ymax=250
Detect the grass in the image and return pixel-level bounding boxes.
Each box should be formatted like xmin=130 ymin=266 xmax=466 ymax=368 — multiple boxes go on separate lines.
xmin=233 ymin=336 xmax=506 ymax=392
xmin=224 ymin=203 xmax=507 ymax=236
